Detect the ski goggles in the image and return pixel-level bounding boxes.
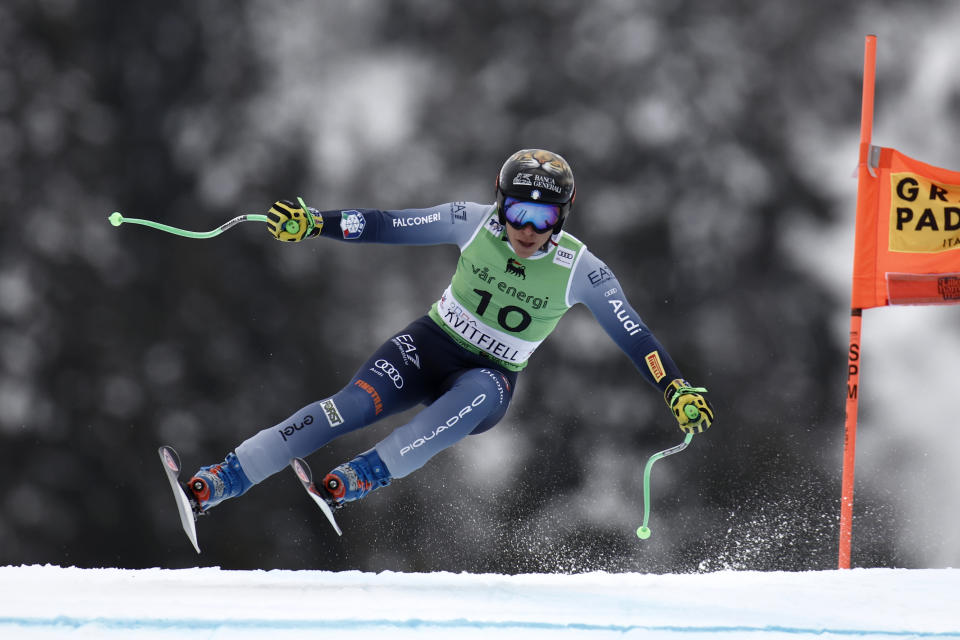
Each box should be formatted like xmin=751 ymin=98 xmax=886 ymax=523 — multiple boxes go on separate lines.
xmin=502 ymin=197 xmax=562 ymax=233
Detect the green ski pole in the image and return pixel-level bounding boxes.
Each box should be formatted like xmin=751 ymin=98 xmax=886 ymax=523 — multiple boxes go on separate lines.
xmin=108 ymin=212 xmax=269 ymax=239
xmin=637 ymin=386 xmax=708 ymax=540
xmin=107 ymin=197 xmax=314 ymax=239
xmin=636 ymin=430 xmax=695 ymax=540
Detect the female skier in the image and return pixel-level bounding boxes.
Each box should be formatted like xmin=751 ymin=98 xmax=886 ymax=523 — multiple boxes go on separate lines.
xmin=185 ymin=149 xmax=714 ymax=516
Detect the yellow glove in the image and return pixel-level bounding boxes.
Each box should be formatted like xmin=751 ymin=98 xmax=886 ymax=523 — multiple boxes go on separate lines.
xmin=664 ymin=379 xmax=714 ymax=434
xmin=266 ymin=197 xmax=322 ymax=241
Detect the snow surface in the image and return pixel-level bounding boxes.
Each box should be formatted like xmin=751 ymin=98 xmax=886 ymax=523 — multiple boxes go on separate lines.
xmin=1 ymin=565 xmax=957 ymax=639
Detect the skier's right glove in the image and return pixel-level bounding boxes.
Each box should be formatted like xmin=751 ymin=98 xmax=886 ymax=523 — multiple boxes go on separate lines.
xmin=266 ymin=198 xmax=322 ymax=242
xmin=664 ymin=379 xmax=714 ymax=434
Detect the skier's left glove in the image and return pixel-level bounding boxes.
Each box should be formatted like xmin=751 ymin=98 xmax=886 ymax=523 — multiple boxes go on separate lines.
xmin=266 ymin=198 xmax=323 ymax=242
xmin=664 ymin=379 xmax=714 ymax=434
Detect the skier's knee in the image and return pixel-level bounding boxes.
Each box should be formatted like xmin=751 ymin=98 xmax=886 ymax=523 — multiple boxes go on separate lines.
xmin=455 ymin=368 xmax=509 ymax=404
xmin=457 ymin=368 xmax=513 ymax=434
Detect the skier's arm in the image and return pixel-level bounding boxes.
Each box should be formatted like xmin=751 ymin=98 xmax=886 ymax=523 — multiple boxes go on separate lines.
xmin=568 ymin=250 xmax=714 ymax=433
xmin=266 ymin=198 xmax=492 ymax=248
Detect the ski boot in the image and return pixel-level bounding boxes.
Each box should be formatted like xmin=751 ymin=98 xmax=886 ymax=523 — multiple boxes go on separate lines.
xmin=322 ymin=449 xmax=392 ymax=505
xmin=186 ymin=452 xmax=253 ymax=514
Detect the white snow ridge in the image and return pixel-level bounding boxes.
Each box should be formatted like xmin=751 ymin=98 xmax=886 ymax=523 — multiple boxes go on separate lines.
xmin=0 ymin=565 xmax=957 ymax=639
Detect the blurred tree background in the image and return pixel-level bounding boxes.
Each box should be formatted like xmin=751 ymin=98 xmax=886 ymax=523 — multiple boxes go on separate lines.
xmin=1 ymin=0 xmax=958 ymax=573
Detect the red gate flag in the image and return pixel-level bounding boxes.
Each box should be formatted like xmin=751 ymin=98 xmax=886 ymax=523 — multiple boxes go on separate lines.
xmin=841 ymin=34 xmax=960 ymax=571
xmin=851 ymin=147 xmax=960 ymax=308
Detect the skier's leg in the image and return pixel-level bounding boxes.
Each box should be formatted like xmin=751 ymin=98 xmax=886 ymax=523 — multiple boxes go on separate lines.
xmin=322 ymin=367 xmax=515 ymax=503
xmin=234 ymin=379 xmax=392 ymax=484
xmin=188 ymin=331 xmax=433 ymax=511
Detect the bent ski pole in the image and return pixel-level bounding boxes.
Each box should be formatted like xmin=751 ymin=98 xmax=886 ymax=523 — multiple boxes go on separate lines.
xmin=108 ymin=211 xmax=269 ymax=239
xmin=109 ymin=197 xmax=313 ymax=240
xmin=636 ymin=431 xmax=694 ymax=540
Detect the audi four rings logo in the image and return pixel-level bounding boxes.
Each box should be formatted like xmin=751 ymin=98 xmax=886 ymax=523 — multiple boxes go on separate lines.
xmin=373 ymin=359 xmax=403 ymax=388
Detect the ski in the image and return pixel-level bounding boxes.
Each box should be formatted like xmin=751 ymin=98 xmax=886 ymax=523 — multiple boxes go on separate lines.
xmin=158 ymin=446 xmax=201 ymax=554
xmin=290 ymin=457 xmax=342 ymax=536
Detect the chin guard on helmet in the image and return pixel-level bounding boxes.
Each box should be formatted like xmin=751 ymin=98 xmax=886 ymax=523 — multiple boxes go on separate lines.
xmin=496 ymin=149 xmax=575 ymax=234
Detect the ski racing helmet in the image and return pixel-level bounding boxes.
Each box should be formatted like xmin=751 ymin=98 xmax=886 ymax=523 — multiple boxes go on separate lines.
xmin=496 ymin=149 xmax=575 ymax=234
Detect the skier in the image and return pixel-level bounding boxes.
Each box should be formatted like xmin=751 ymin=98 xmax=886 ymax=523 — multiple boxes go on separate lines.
xmin=185 ymin=149 xmax=714 ymax=516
